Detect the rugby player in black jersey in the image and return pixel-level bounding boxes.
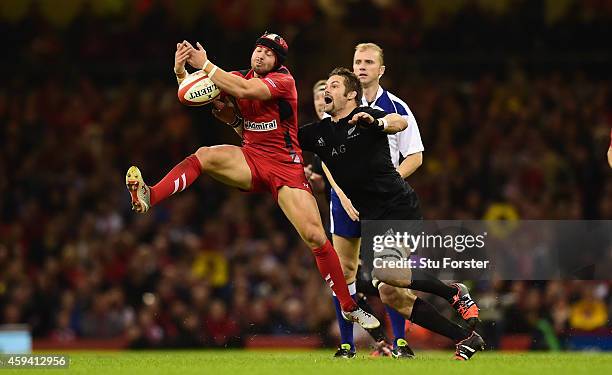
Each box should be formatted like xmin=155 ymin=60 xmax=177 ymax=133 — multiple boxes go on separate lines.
xmin=298 ymin=68 xmax=485 ymax=360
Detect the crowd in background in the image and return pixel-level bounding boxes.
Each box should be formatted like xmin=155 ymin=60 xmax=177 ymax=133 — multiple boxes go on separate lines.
xmin=1 ymin=0 xmax=611 ymax=350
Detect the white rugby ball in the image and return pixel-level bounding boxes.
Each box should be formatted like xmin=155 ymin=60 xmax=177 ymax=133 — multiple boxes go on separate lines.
xmin=177 ymin=70 xmax=220 ymax=106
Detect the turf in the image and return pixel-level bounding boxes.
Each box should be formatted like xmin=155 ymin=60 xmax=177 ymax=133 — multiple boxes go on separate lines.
xmin=7 ymin=350 xmax=612 ymax=375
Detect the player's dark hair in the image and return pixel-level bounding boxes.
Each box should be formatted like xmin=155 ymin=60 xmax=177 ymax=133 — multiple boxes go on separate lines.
xmin=329 ymin=67 xmax=362 ymax=104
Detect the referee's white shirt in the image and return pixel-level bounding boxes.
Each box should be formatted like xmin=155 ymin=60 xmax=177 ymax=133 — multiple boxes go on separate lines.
xmin=361 ymin=86 xmax=424 ymax=167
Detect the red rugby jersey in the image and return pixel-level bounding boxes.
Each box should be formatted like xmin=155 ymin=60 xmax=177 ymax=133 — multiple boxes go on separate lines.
xmin=232 ymin=66 xmax=303 ymax=164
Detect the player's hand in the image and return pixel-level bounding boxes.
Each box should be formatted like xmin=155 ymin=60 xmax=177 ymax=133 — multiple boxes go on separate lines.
xmin=348 ymin=112 xmax=375 ymax=128
xmin=304 ymin=164 xmax=314 ymax=180
xmin=174 ymin=41 xmax=191 ymax=74
xmin=304 ymin=165 xmax=325 ymax=193
xmin=336 ymin=189 xmax=360 ymax=221
xmin=212 ymin=97 xmax=239 ymax=124
xmin=187 ymin=42 xmax=208 ymax=70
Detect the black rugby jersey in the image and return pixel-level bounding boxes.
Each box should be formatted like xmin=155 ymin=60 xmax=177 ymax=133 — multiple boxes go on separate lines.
xmin=298 ymin=106 xmax=414 ymax=219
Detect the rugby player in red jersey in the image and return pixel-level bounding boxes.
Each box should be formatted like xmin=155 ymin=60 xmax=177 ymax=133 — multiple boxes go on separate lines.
xmin=125 ymin=33 xmax=379 ymax=329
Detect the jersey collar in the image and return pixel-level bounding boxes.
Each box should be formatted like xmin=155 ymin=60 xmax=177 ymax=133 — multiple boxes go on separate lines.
xmin=361 ymin=85 xmax=385 ymax=107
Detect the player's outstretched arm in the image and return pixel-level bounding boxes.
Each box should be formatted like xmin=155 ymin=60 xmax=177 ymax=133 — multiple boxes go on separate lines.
xmin=188 ymin=42 xmax=272 ymax=100
xmin=607 ymin=146 xmax=612 ymax=168
xmin=321 ymin=162 xmax=360 ymax=221
xmin=174 ymin=41 xmax=192 ymax=85
xmin=380 ymin=113 xmax=408 ymax=134
xmin=349 ymin=112 xmax=407 ymax=134
xmin=397 ymin=152 xmax=423 ymax=179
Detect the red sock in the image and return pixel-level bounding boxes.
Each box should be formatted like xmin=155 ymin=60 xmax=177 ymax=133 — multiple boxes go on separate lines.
xmin=150 ymin=154 xmax=202 ymax=206
xmin=312 ymin=240 xmax=357 ymax=312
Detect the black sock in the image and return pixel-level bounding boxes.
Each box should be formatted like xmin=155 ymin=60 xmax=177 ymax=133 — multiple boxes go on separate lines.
xmin=356 ymin=294 xmax=388 ymax=342
xmin=409 ymin=297 xmax=469 ymax=342
xmin=356 ymin=279 xmax=379 ymax=296
xmin=410 ymin=270 xmax=457 ymax=302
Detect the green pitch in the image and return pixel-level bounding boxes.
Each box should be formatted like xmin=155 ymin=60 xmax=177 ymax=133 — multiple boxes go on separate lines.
xmin=10 ymin=350 xmax=612 ymax=375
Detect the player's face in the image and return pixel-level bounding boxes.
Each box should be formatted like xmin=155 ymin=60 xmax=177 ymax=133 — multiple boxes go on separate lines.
xmin=313 ymin=89 xmax=326 ymax=120
xmin=324 ymin=75 xmax=354 ymax=115
xmin=353 ymin=49 xmax=384 ymax=87
xmin=251 ymin=46 xmax=277 ymax=75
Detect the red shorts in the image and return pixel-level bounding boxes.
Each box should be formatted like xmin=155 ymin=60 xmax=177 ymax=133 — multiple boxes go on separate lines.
xmin=240 ymin=147 xmax=312 ymax=201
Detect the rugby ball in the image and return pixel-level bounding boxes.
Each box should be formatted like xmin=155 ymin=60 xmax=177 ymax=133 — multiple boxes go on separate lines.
xmin=178 ymin=70 xmax=220 ymax=106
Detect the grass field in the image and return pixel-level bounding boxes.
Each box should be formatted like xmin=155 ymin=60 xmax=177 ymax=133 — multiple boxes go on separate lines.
xmin=6 ymin=350 xmax=612 ymax=375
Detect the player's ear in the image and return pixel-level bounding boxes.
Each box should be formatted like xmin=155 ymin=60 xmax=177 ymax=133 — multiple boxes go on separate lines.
xmin=379 ymin=65 xmax=385 ymax=79
xmin=347 ymin=91 xmax=357 ymax=101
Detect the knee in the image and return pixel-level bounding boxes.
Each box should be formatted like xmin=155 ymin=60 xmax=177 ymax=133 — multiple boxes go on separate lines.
xmin=339 ymin=258 xmax=357 ymax=282
xmin=378 ymin=284 xmax=416 ymax=309
xmin=378 ymin=284 xmax=401 ymax=307
xmin=303 ymin=226 xmax=328 ymax=249
xmin=194 ymin=147 xmax=208 ymax=168
xmin=195 ymin=146 xmax=218 ymax=171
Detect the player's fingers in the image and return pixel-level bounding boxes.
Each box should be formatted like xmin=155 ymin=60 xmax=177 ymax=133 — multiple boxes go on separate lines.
xmin=304 ymin=165 xmax=313 ymax=178
xmin=196 ymin=42 xmax=204 ymax=51
xmin=357 ymin=112 xmax=371 ymax=122
xmin=341 ymin=199 xmax=357 ymax=221
xmin=348 ymin=200 xmax=360 ymax=220
xmin=212 ymin=100 xmax=225 ymax=110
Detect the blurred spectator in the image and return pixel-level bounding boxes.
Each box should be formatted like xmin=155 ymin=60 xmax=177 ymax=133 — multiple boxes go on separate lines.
xmin=204 ymin=300 xmax=240 ymax=347
xmin=569 ymin=285 xmax=609 ymax=331
xmin=0 ymin=0 xmax=611 ymax=351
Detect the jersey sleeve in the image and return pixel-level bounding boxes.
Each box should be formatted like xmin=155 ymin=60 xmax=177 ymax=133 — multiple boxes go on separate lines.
xmin=397 ymin=112 xmax=424 ymax=157
xmin=298 ymin=123 xmax=318 ymax=152
xmin=359 ymin=106 xmax=387 ymax=119
xmin=260 ymin=72 xmax=295 ymax=99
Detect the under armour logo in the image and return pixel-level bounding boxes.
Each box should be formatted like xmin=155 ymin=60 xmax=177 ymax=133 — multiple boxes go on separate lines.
xmin=171 ymin=173 xmax=187 ymax=195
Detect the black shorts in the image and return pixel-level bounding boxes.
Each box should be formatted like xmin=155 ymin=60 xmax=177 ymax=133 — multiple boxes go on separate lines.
xmin=359 ymin=190 xmax=423 ymax=283
xmin=375 ymin=190 xmax=423 ymax=221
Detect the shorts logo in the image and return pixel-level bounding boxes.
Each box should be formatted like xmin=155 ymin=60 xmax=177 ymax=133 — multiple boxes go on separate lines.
xmin=244 ymin=119 xmax=278 ymax=132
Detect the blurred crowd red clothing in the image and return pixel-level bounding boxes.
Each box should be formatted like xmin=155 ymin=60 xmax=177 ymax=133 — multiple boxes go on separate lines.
xmin=1 ymin=0 xmax=612 ymax=350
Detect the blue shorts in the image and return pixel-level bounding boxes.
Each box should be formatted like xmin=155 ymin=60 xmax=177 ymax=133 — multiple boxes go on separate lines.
xmin=330 ymin=188 xmax=361 ymax=238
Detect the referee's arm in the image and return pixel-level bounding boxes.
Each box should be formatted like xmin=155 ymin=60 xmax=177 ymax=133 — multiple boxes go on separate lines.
xmin=397 ymin=152 xmax=423 ymax=179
